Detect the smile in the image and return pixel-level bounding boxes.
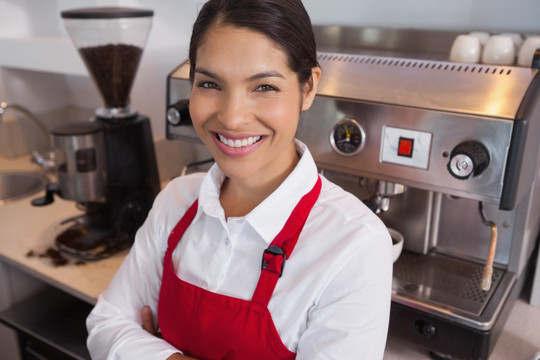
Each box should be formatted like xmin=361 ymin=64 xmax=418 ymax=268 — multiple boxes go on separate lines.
xmin=217 ymin=133 xmax=262 ymax=148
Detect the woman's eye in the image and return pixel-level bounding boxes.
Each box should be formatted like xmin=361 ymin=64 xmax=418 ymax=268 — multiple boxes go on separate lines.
xmin=255 ymin=84 xmax=278 ymax=92
xmin=198 ymin=81 xmax=220 ymax=90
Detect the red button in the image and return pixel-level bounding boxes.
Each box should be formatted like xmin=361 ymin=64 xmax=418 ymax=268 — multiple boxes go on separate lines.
xmin=398 ymin=137 xmax=414 ymax=157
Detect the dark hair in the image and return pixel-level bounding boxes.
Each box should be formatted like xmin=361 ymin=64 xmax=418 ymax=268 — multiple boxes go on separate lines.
xmin=189 ymin=0 xmax=319 ymax=85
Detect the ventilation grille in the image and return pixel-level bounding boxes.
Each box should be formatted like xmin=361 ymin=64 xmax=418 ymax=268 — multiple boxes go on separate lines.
xmin=318 ymin=52 xmax=513 ymax=76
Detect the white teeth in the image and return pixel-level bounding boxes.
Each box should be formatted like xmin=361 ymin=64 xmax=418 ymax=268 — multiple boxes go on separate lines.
xmin=218 ymin=134 xmax=261 ymax=148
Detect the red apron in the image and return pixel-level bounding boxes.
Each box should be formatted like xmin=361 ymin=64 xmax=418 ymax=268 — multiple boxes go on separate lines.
xmin=158 ymin=177 xmax=321 ymax=360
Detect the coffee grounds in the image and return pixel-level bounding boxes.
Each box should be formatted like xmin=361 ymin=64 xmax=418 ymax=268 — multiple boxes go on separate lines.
xmin=26 ymin=248 xmax=86 ymax=267
xmin=79 ymin=44 xmax=143 ymax=109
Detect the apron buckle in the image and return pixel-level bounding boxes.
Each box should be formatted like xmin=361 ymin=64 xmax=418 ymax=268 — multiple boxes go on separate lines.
xmin=261 ymin=245 xmax=286 ymax=277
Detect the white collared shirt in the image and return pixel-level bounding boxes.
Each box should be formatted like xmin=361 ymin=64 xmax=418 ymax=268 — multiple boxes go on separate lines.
xmin=87 ymin=140 xmax=393 ymax=360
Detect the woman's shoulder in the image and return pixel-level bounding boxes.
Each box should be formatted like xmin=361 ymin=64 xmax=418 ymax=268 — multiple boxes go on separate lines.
xmin=294 ymin=175 xmax=392 ymax=287
xmin=144 ymin=172 xmax=206 ymax=234
xmin=311 ymin=176 xmax=391 ymax=246
xmin=317 ymin=176 xmax=383 ymax=223
xmin=165 ymin=172 xmax=207 ymax=191
xmin=155 ymin=172 xmax=206 ymax=207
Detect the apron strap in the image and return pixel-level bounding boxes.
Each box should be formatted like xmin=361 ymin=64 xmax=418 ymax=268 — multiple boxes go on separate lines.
xmin=252 ymin=176 xmax=322 ymax=307
xmin=167 ymin=199 xmax=199 ymax=254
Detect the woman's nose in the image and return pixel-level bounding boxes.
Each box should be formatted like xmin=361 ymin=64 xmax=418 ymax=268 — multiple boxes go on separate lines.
xmin=217 ymin=92 xmax=251 ymax=129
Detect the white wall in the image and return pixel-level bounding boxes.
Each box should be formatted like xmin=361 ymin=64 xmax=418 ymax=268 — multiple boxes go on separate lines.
xmin=0 ymin=0 xmax=539 ymax=139
xmin=305 ymin=0 xmax=540 ymax=33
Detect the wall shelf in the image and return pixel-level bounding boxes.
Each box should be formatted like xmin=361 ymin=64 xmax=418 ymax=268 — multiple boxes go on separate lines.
xmin=0 ymin=35 xmax=86 ymax=76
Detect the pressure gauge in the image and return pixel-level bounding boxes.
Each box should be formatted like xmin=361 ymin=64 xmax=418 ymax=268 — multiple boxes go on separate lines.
xmin=329 ymin=118 xmax=365 ymax=156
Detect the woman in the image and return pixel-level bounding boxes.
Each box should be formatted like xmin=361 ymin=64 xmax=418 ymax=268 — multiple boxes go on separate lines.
xmin=86 ymin=0 xmax=393 ymax=359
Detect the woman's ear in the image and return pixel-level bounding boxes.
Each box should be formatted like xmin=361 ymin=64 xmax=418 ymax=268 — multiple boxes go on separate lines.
xmin=301 ymin=67 xmax=322 ymax=111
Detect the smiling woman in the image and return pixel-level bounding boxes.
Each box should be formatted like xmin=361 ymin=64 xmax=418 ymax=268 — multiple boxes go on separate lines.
xmin=189 ymin=25 xmax=320 ymax=216
xmin=86 ymin=1 xmax=393 ymax=360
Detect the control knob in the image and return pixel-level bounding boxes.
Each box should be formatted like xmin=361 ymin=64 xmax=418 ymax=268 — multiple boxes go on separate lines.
xmin=414 ymin=320 xmax=437 ymax=338
xmin=447 ymin=140 xmax=490 ymax=180
xmin=166 ymin=99 xmax=191 ymax=126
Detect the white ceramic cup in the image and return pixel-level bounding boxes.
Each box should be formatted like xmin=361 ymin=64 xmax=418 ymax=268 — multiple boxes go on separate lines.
xmin=517 ymin=36 xmax=540 ymax=67
xmin=449 ymin=34 xmax=481 ymax=63
xmin=500 ymin=32 xmax=524 ymax=51
xmin=482 ymin=35 xmax=516 ymax=65
xmin=469 ymin=31 xmax=490 ymax=46
xmin=388 ymin=228 xmax=404 ymax=263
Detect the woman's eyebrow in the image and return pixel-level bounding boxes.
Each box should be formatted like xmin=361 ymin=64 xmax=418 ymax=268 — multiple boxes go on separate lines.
xmin=194 ymin=68 xmax=284 ymax=82
xmin=194 ymin=67 xmax=221 ymax=80
xmin=247 ymin=71 xmax=284 ymax=82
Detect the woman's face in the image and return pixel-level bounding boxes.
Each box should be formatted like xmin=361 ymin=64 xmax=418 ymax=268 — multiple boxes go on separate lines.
xmin=189 ymin=24 xmax=319 ymax=185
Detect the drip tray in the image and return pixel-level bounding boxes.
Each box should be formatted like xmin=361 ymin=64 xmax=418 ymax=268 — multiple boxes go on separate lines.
xmin=392 ymin=251 xmax=516 ymax=330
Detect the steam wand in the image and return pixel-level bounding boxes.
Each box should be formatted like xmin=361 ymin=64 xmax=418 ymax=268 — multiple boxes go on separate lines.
xmin=479 ymin=202 xmax=498 ymax=291
xmin=363 ymin=180 xmax=406 ymax=214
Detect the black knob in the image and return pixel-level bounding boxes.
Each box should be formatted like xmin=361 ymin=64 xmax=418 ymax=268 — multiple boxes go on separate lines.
xmin=166 ymin=99 xmax=191 ymax=126
xmin=414 ymin=320 xmax=437 ymax=338
xmin=422 ymin=323 xmax=437 ymax=337
xmin=447 ymin=141 xmax=490 ymax=180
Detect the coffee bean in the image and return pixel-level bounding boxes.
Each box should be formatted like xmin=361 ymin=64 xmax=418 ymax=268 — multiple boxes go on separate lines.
xmin=79 ymin=44 xmax=143 ymax=109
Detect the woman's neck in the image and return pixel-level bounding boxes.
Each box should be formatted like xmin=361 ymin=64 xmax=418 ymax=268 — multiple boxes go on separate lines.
xmin=219 ymin=152 xmax=300 ymax=218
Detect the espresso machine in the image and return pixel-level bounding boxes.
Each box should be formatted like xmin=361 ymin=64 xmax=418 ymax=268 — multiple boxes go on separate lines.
xmin=298 ymin=28 xmax=540 ymax=360
xmin=166 ymin=26 xmax=540 ymax=359
xmin=33 ymin=7 xmax=160 ymax=261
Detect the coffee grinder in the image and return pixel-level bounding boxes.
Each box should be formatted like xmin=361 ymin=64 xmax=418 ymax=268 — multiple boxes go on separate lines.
xmin=33 ymin=7 xmax=160 ymax=260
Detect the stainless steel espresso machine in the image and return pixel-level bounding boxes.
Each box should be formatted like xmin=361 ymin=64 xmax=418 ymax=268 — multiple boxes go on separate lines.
xmin=33 ymin=7 xmax=160 ymax=260
xmin=165 ymin=26 xmax=540 ymax=360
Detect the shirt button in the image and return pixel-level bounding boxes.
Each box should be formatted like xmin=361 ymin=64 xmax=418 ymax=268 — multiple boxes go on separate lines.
xmin=225 ymin=238 xmax=230 ymax=245
xmin=236 ymin=219 xmax=244 ymax=224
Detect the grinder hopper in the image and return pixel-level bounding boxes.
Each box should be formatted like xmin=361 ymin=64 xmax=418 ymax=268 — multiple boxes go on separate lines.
xmin=61 ymin=7 xmax=153 ymax=120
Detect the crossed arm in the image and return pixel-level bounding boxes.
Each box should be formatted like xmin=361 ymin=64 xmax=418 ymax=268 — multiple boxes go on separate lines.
xmin=140 ymin=306 xmax=199 ymax=360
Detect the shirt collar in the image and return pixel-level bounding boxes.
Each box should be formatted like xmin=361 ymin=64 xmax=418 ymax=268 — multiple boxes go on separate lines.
xmin=197 ymin=163 xmax=226 ymax=220
xmin=197 ymin=139 xmax=319 ymax=244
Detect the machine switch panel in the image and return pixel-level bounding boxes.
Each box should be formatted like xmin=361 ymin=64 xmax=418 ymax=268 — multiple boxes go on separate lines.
xmin=381 ymin=126 xmax=432 ymax=169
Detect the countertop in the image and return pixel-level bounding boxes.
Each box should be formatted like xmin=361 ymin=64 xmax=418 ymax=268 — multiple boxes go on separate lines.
xmin=0 ymin=154 xmax=126 ymax=305
xmin=1 ymin=154 xmax=539 ymax=359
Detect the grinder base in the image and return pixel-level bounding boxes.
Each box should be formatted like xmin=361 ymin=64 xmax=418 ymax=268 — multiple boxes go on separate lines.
xmin=55 ymin=218 xmax=131 ymax=261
